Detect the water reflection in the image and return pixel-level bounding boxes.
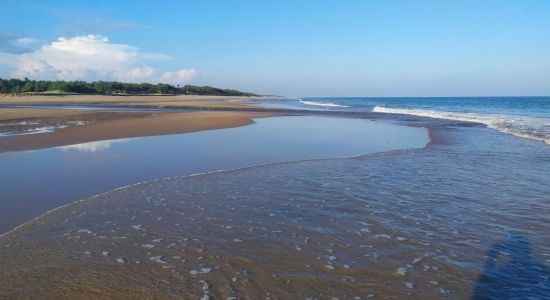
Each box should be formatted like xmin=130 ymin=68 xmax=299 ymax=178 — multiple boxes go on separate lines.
xmin=1 ymin=114 xmax=549 ymax=298
xmin=0 ymin=116 xmax=428 ymax=233
xmin=59 ymin=140 xmax=127 ymax=152
xmin=473 ymin=235 xmax=550 ymax=299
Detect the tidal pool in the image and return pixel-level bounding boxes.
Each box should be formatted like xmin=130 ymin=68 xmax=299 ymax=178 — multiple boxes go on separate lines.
xmin=0 ymin=116 xmax=428 ymax=233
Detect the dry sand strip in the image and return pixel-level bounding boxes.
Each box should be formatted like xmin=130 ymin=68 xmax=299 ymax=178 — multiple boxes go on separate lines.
xmin=0 ymin=94 xmax=263 ymax=106
xmin=0 ymin=111 xmax=274 ymax=153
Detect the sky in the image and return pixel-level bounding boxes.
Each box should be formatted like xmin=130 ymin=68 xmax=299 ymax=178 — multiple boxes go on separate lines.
xmin=1 ymin=0 xmax=549 ymax=97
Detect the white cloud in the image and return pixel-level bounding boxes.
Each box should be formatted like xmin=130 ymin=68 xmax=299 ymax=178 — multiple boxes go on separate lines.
xmin=114 ymin=66 xmax=156 ymax=83
xmin=5 ymin=34 xmax=196 ymax=84
xmin=14 ymin=37 xmax=36 ymax=46
xmin=160 ymin=68 xmax=197 ymax=86
xmin=13 ymin=35 xmax=137 ymax=80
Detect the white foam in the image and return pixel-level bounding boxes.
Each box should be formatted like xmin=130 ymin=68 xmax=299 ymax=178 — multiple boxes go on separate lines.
xmin=0 ymin=138 xmax=430 ymax=241
xmin=373 ymin=106 xmax=550 ymax=144
xmin=190 ymin=267 xmax=212 ymax=275
xmin=132 ymin=224 xmax=145 ymax=231
xmin=396 ymin=267 xmax=407 ymax=275
xmin=0 ymin=126 xmax=64 ymax=137
xmin=150 ymin=256 xmax=167 ymax=264
xmin=0 ymin=121 xmax=88 ymax=137
xmin=299 ymin=100 xmax=349 ymax=108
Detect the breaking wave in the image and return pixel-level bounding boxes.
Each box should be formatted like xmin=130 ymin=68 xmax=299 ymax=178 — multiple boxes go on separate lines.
xmin=373 ymin=106 xmax=550 ymax=145
xmin=299 ymin=100 xmax=349 ymax=108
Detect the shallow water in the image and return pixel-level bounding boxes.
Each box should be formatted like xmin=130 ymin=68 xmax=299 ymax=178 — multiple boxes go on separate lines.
xmin=0 ymin=115 xmax=548 ymax=299
xmin=0 ymin=116 xmax=427 ymax=233
xmin=256 ymin=97 xmax=550 ymax=145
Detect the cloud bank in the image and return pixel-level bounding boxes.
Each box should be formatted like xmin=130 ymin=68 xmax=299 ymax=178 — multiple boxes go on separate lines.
xmin=159 ymin=69 xmax=198 ymax=86
xmin=3 ymin=34 xmax=195 ymax=85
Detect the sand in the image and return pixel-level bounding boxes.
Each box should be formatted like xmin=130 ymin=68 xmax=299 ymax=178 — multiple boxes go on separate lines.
xmin=0 ymin=95 xmax=277 ymax=152
xmin=0 ymin=153 xmax=471 ymax=299
xmin=0 ymin=108 xmax=94 ymax=121
xmin=0 ymin=94 xmax=261 ymax=107
xmin=0 ymin=111 xmax=273 ymax=153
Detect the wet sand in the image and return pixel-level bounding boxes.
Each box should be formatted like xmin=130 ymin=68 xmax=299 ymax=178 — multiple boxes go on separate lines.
xmin=1 ymin=98 xmax=548 ymax=298
xmin=0 ymin=108 xmax=95 ymax=121
xmin=1 ymin=114 xmax=549 ymax=299
xmin=0 ymin=94 xmax=276 ymax=152
xmin=1 ymin=119 xmax=549 ymax=299
xmin=0 ymin=108 xmax=153 ymax=136
xmin=0 ymin=161 xmax=453 ymax=299
xmin=0 ymin=111 xmax=274 ymax=153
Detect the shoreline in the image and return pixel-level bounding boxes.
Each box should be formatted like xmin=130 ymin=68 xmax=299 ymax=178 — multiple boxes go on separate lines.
xmin=0 ymin=95 xmax=279 ymax=153
xmin=0 ymin=128 xmax=433 ymax=240
xmin=0 ymin=110 xmax=275 ymax=153
xmin=0 ymin=121 xmax=433 ymax=239
xmin=0 ymin=94 xmax=267 ymax=104
xmin=3 ymin=106 xmax=547 ymax=298
xmin=2 ymin=120 xmax=503 ymax=299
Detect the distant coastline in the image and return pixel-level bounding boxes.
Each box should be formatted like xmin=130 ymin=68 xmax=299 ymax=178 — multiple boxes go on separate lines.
xmin=0 ymin=78 xmax=259 ymax=97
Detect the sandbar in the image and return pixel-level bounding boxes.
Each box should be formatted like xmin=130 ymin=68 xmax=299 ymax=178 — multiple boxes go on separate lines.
xmin=0 ymin=110 xmax=274 ymax=153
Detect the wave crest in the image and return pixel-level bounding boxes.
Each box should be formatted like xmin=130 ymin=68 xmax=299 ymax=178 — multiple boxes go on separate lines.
xmin=299 ymin=100 xmax=349 ymax=108
xmin=373 ymin=106 xmax=550 ymax=145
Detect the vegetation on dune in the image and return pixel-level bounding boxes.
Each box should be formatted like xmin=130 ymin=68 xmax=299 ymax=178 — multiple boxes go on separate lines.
xmin=0 ymin=78 xmax=258 ymax=97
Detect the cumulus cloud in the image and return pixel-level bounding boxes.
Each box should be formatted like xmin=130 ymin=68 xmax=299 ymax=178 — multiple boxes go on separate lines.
xmin=160 ymin=69 xmax=197 ymax=86
xmin=3 ymin=34 xmax=196 ymax=84
xmin=114 ymin=66 xmax=156 ymax=83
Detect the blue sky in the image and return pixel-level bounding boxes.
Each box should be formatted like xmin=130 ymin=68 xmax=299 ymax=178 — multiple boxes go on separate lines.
xmin=1 ymin=0 xmax=549 ymax=96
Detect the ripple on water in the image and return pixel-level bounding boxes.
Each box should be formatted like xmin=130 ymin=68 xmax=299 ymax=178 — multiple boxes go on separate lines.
xmin=0 ymin=122 xmax=549 ymax=299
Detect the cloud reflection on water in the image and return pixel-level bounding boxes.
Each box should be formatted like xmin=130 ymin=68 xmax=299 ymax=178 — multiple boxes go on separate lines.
xmin=59 ymin=139 xmax=126 ymax=152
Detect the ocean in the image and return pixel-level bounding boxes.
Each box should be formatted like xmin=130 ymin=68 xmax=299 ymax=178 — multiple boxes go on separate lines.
xmin=256 ymin=96 xmax=550 ymax=144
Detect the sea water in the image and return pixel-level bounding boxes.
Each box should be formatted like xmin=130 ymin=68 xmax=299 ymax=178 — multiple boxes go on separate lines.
xmin=1 ymin=109 xmax=548 ymax=298
xmin=0 ymin=98 xmax=549 ymax=298
xmin=0 ymin=116 xmax=427 ymax=233
xmin=256 ymin=96 xmax=550 ymax=144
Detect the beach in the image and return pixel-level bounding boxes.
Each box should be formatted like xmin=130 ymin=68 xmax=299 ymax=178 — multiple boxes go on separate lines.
xmin=0 ymin=96 xmax=549 ymax=299
xmin=2 ymin=1 xmax=549 ymax=298
xmin=0 ymin=110 xmax=273 ymax=152
xmin=0 ymin=94 xmax=262 ymax=105
xmin=0 ymin=95 xmax=274 ymax=152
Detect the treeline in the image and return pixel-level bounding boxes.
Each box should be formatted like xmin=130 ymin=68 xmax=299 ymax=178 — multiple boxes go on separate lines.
xmin=0 ymin=78 xmax=258 ymax=96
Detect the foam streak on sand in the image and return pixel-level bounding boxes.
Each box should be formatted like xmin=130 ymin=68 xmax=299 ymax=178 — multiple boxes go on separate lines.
xmin=0 ymin=111 xmax=274 ymax=153
xmin=373 ymin=106 xmax=550 ymax=144
xmin=0 ymin=125 xmax=65 ymax=137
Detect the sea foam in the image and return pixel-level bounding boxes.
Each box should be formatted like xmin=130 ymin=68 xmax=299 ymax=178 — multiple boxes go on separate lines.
xmin=299 ymin=100 xmax=349 ymax=108
xmin=373 ymin=106 xmax=550 ymax=144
